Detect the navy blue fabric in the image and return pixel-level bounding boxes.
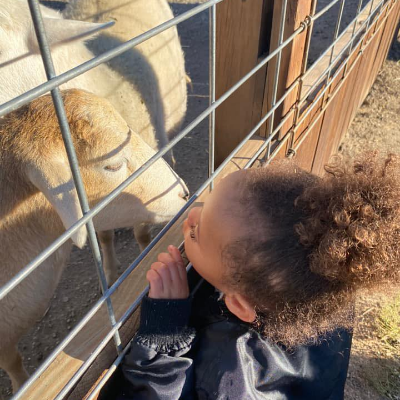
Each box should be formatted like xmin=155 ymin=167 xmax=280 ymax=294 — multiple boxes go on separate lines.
xmin=117 ymin=283 xmax=352 ymax=400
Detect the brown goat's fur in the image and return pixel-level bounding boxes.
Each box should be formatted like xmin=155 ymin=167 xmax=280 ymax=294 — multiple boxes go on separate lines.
xmin=0 ymin=89 xmax=187 ymax=392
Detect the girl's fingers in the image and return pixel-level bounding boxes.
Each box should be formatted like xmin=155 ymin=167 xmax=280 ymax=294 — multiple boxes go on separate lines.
xmin=146 ymin=269 xmax=163 ymax=299
xmin=157 ymin=252 xmax=185 ymax=289
xmin=151 ymin=262 xmax=173 ymax=291
xmin=167 ymin=260 xmax=181 ymax=290
xmin=168 ymin=245 xmax=184 ymax=265
xmin=148 ymin=252 xmax=189 ymax=299
xmin=156 ymin=257 xmax=185 ymax=297
xmin=168 ymin=245 xmax=187 ymax=281
xmin=167 ymin=247 xmax=189 ymax=298
xmin=158 ymin=252 xmax=174 ymax=266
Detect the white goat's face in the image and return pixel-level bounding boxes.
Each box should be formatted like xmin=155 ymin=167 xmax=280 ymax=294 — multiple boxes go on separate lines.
xmin=9 ymin=90 xmax=187 ymax=247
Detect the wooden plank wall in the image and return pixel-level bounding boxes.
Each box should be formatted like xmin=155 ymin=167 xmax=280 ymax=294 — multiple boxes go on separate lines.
xmin=214 ymin=0 xmax=272 ymax=166
xmin=215 ymin=0 xmax=400 ymax=175
xmin=293 ymin=0 xmax=400 ymax=175
xmin=261 ymin=0 xmax=314 ymax=140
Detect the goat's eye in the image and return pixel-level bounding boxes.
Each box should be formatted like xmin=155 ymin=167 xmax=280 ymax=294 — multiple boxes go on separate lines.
xmin=104 ymin=163 xmax=123 ymax=172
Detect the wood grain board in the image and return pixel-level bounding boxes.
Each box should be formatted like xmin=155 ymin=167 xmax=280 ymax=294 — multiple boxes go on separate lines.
xmin=214 ymin=0 xmax=269 ymax=166
xmin=300 ymin=0 xmax=383 ymax=99
xmin=260 ymin=0 xmax=314 ymax=140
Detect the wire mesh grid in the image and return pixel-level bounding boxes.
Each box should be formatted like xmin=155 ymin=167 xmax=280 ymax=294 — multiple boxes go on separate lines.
xmin=0 ymin=0 xmax=395 ymax=398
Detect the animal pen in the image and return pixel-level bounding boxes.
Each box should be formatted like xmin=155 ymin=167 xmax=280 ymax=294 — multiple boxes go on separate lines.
xmin=0 ymin=0 xmax=399 ymax=398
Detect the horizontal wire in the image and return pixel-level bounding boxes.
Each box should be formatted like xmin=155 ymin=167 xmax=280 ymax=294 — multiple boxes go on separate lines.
xmin=293 ymin=51 xmax=361 ymax=153
xmin=14 ymin=62 xmax=302 ymax=400
xmin=0 ymin=22 xmax=305 ymax=302
xmin=85 ymin=342 xmax=130 ymax=400
xmin=8 ymin=0 xmax=394 ymax=397
xmin=292 ymin=0 xmax=391 ymax=154
xmin=245 ymin=107 xmax=297 ymax=168
xmin=312 ymin=0 xmax=342 ymax=21
xmin=46 ymin=2 xmax=396 ymax=396
xmin=297 ymin=0 xmax=388 ymax=129
xmin=0 ymin=0 xmax=223 ymax=117
xmin=11 ymin=37 xmax=304 ymax=399
xmin=301 ymin=0 xmax=384 ymax=102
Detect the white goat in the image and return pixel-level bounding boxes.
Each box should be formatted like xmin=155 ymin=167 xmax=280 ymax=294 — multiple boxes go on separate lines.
xmin=0 ymin=0 xmax=187 ymax=150
xmin=0 ymin=0 xmax=188 ymax=282
xmin=62 ymin=0 xmax=189 ymax=279
xmin=63 ymin=0 xmax=188 ymax=142
xmin=0 ymin=89 xmax=188 ymax=392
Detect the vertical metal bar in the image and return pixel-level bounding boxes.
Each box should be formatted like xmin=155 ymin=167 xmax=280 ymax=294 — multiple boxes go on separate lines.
xmin=371 ymin=0 xmax=385 ymax=34
xmin=351 ymin=0 xmax=365 ymax=39
xmin=358 ymin=0 xmax=380 ymax=57
xmin=311 ymin=0 xmax=341 ymax=21
xmin=264 ymin=0 xmax=288 ymax=160
xmin=209 ymin=4 xmax=216 ymax=191
xmin=365 ymin=0 xmax=378 ymax=32
xmin=343 ymin=0 xmax=364 ymax=75
xmin=27 ymin=0 xmax=122 ymax=352
xmin=326 ymin=0 xmax=347 ymax=82
xmin=287 ymin=0 xmax=317 ymax=152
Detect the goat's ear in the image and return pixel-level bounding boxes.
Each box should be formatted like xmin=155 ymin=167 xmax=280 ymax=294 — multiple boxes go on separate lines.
xmin=27 ymin=162 xmax=88 ymax=249
xmin=29 ymin=18 xmax=113 ymax=51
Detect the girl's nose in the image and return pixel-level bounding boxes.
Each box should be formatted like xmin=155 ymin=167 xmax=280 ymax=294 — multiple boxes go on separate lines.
xmin=187 ymin=206 xmax=201 ymax=226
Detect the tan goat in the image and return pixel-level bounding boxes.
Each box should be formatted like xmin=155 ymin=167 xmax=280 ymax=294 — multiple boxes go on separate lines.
xmin=0 ymin=89 xmax=188 ymax=392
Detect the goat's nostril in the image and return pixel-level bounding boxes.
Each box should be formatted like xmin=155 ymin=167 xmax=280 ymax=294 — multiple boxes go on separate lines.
xmin=179 ymin=190 xmax=190 ymax=201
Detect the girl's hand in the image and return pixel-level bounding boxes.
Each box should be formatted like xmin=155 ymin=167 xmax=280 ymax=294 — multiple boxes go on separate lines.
xmin=146 ymin=245 xmax=189 ymax=299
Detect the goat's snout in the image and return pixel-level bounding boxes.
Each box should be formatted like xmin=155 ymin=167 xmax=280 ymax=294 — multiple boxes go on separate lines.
xmin=179 ymin=188 xmax=190 ymax=201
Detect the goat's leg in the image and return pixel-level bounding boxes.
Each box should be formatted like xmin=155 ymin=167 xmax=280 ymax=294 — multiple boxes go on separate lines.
xmin=1 ymin=346 xmax=28 ymax=393
xmin=98 ymin=230 xmax=120 ymax=286
xmin=133 ymin=222 xmax=151 ymax=252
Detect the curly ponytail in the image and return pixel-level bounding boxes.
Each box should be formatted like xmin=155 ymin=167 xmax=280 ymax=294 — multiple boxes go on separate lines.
xmin=222 ymin=153 xmax=400 ymax=346
xmin=296 ymin=152 xmax=400 ymax=286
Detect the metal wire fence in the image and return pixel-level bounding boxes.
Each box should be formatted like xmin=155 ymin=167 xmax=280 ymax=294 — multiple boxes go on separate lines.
xmin=0 ymin=0 xmax=396 ymax=398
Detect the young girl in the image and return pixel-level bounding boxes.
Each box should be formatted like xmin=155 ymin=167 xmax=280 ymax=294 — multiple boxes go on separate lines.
xmin=116 ymin=153 xmax=400 ymax=400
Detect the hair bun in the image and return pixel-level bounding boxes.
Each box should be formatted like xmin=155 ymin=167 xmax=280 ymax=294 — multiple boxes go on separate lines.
xmin=295 ymin=152 xmax=400 ymax=287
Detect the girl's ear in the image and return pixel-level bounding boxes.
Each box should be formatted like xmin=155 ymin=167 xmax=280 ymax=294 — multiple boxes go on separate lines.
xmin=224 ymin=293 xmax=256 ymax=323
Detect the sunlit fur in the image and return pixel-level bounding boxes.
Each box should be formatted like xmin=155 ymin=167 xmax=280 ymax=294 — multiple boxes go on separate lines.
xmin=0 ymin=90 xmax=187 ymax=392
xmin=0 ymin=0 xmax=187 ymax=151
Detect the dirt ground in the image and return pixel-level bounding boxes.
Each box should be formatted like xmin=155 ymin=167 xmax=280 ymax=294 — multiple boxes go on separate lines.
xmin=1 ymin=0 xmax=399 ymax=398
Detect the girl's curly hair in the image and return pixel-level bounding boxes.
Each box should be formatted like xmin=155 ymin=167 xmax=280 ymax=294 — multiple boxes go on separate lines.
xmin=223 ymin=152 xmax=400 ymax=347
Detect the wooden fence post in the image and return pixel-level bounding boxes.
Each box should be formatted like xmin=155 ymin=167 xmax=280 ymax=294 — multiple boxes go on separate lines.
xmin=261 ymin=0 xmax=314 ymax=142
xmin=214 ymin=0 xmax=314 ymax=168
xmin=214 ymin=0 xmax=273 ymax=167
